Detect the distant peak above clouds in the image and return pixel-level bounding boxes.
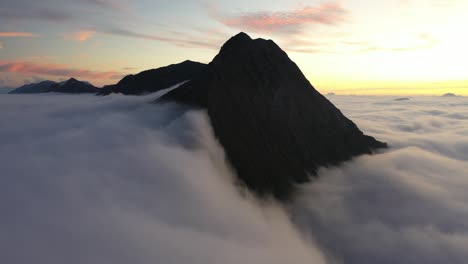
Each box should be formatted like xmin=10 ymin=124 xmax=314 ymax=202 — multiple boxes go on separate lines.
xmin=9 ymin=78 xmax=98 ymax=94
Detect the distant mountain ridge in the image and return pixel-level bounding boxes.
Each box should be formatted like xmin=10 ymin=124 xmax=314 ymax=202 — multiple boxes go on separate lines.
xmin=52 ymin=78 xmax=99 ymax=93
xmin=97 ymin=60 xmax=206 ymax=95
xmin=7 ymin=61 xmax=206 ymax=96
xmin=8 ymin=80 xmax=57 ymax=94
xmin=9 ymin=79 xmax=98 ymax=94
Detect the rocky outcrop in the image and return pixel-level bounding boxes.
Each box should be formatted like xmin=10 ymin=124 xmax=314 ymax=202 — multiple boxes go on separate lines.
xmin=97 ymin=60 xmax=206 ymax=95
xmin=161 ymin=32 xmax=387 ymax=200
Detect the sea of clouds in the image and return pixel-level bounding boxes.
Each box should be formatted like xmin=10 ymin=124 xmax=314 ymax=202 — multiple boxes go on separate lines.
xmin=293 ymin=95 xmax=468 ymax=264
xmin=0 ymin=92 xmax=467 ymax=264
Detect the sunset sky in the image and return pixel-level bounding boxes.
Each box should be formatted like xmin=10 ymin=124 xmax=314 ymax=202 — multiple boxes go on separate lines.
xmin=0 ymin=0 xmax=467 ymax=95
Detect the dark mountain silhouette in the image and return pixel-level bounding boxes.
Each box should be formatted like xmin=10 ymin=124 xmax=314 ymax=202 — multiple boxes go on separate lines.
xmin=394 ymin=97 xmax=410 ymax=101
xmin=9 ymin=80 xmax=56 ymax=94
xmin=442 ymin=93 xmax=458 ymax=97
xmin=97 ymin=60 xmax=206 ymax=95
xmin=51 ymin=78 xmax=99 ymax=93
xmin=9 ymin=78 xmax=98 ymax=94
xmin=161 ymin=32 xmax=387 ymax=200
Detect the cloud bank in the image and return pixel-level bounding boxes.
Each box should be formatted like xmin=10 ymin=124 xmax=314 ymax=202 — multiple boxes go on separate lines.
xmin=0 ymin=91 xmax=326 ymax=264
xmin=291 ymin=95 xmax=468 ymax=263
xmin=0 ymin=93 xmax=467 ymax=263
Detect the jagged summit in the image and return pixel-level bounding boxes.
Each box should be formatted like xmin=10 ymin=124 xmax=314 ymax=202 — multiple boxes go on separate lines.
xmin=161 ymin=32 xmax=387 ymax=200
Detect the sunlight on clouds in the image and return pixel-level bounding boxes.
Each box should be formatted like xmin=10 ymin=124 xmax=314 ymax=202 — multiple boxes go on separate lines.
xmin=292 ymin=95 xmax=468 ymax=264
xmin=0 ymin=93 xmax=327 ymax=264
xmin=64 ymin=30 xmax=96 ymax=42
xmin=0 ymin=0 xmax=467 ymax=93
xmin=0 ymin=93 xmax=467 ymax=263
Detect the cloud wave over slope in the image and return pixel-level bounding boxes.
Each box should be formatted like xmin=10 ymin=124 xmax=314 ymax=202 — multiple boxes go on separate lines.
xmin=0 ymin=93 xmax=467 ymax=263
xmin=0 ymin=92 xmax=326 ymax=264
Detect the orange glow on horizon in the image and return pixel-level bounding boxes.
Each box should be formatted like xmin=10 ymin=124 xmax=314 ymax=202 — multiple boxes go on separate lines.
xmin=0 ymin=32 xmax=39 ymax=37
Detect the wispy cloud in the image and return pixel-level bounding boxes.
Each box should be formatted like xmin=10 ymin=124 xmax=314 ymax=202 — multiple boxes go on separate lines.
xmin=356 ymin=34 xmax=439 ymax=53
xmin=0 ymin=61 xmax=124 ymax=80
xmin=0 ymin=32 xmax=40 ymax=38
xmin=0 ymin=41 xmax=3 ymax=49
xmin=83 ymin=0 xmax=129 ymax=12
xmin=391 ymin=34 xmax=439 ymax=51
xmin=283 ymin=34 xmax=440 ymax=54
xmin=209 ymin=2 xmax=347 ymax=34
xmin=0 ymin=7 xmax=71 ymax=22
xmin=64 ymin=30 xmax=96 ymax=42
xmin=105 ymin=27 xmax=220 ymax=49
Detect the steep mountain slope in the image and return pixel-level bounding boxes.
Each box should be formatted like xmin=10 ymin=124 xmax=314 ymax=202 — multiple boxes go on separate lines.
xmin=161 ymin=32 xmax=387 ymax=199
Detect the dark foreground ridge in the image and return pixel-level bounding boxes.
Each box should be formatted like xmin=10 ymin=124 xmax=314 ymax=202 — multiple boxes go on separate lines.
xmin=9 ymin=78 xmax=98 ymax=94
xmin=97 ymin=60 xmax=206 ymax=95
xmin=163 ymin=32 xmax=387 ymax=199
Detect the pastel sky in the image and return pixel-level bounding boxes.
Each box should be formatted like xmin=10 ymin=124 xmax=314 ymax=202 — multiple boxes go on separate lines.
xmin=0 ymin=0 xmax=467 ymax=95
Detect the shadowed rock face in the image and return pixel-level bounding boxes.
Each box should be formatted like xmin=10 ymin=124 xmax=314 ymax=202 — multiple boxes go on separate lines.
xmin=97 ymin=60 xmax=206 ymax=95
xmin=161 ymin=32 xmax=387 ymax=200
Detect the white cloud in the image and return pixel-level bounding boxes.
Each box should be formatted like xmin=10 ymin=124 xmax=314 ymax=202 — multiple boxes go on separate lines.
xmin=0 ymin=91 xmax=325 ymax=264
xmin=291 ymin=95 xmax=468 ymax=264
xmin=1 ymin=92 xmax=467 ymax=264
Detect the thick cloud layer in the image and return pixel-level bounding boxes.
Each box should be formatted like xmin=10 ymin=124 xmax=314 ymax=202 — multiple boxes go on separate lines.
xmin=0 ymin=92 xmax=327 ymax=264
xmin=292 ymin=95 xmax=468 ymax=264
xmin=1 ymin=93 xmax=467 ymax=264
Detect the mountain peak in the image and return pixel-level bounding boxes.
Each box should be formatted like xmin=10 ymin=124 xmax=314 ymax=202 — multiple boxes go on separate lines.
xmin=217 ymin=32 xmax=280 ymax=60
xmin=161 ymin=33 xmax=387 ymax=200
xmin=227 ymin=32 xmax=252 ymax=43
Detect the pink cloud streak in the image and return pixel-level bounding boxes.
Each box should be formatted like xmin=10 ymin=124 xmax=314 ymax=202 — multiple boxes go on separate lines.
xmin=106 ymin=28 xmax=220 ymax=49
xmin=0 ymin=61 xmax=124 ymax=81
xmin=211 ymin=2 xmax=347 ymax=33
xmin=0 ymin=32 xmax=39 ymax=37
xmin=64 ymin=30 xmax=96 ymax=42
